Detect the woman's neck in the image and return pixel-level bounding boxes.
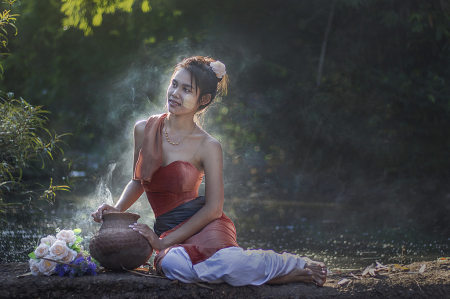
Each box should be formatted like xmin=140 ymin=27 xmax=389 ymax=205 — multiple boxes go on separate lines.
xmin=166 ymin=113 xmax=196 ymax=133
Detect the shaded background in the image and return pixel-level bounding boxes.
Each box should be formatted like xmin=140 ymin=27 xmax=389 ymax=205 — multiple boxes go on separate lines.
xmin=1 ymin=0 xmax=449 ymax=265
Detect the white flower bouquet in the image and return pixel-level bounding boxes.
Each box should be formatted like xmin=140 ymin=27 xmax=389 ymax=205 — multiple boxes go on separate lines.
xmin=28 ymin=229 xmax=97 ymax=277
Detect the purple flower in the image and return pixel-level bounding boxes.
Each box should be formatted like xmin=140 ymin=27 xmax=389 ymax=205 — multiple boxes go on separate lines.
xmin=55 ymin=264 xmax=66 ymax=276
xmin=52 ymin=255 xmax=98 ymax=277
xmin=88 ymin=262 xmax=97 ymax=275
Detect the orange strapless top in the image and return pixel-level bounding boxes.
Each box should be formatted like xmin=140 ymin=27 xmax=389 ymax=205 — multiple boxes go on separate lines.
xmin=134 ymin=114 xmax=239 ymax=271
xmin=142 ymin=161 xmax=204 ymax=218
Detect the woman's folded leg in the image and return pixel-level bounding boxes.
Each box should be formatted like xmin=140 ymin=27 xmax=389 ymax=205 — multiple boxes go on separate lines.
xmin=161 ymin=246 xmax=318 ymax=286
xmin=194 ymin=247 xmax=308 ymax=286
xmin=160 ymin=247 xmax=200 ymax=283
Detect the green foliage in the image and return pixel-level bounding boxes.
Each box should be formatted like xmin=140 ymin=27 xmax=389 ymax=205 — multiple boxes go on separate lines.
xmin=331 ymin=0 xmax=450 ymax=175
xmin=0 ymin=0 xmax=449 ymax=211
xmin=0 ymin=0 xmax=19 ymax=78
xmin=0 ymin=1 xmax=70 ymax=216
xmin=0 ymin=93 xmax=70 ymax=216
xmin=61 ymin=0 xmax=149 ymax=36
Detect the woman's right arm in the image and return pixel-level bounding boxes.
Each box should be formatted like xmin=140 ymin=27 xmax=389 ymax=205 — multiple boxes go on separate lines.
xmin=91 ymin=120 xmax=147 ymax=222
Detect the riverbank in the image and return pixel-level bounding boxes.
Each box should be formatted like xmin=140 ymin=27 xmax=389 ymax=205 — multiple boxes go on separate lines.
xmin=1 ymin=260 xmax=448 ymax=298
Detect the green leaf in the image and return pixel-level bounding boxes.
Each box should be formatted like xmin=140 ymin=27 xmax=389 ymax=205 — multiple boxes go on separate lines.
xmin=73 ymin=228 xmax=81 ymax=235
xmin=74 ymin=235 xmax=83 ymax=244
xmin=71 ymin=244 xmax=82 ymax=253
xmin=28 ymin=252 xmax=36 ymax=259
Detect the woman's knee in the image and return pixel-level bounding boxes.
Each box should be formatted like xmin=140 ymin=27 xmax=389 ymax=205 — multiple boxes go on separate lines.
xmin=161 ymin=247 xmax=198 ymax=282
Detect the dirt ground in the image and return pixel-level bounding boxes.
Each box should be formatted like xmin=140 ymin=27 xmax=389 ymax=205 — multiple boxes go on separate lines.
xmin=1 ymin=260 xmax=449 ymax=299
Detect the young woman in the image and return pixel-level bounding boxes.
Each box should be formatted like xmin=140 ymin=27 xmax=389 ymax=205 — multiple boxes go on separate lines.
xmin=91 ymin=56 xmax=327 ymax=286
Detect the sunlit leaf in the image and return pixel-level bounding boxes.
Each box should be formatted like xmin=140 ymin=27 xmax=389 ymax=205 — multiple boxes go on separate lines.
xmin=141 ymin=0 xmax=151 ymax=13
xmin=92 ymin=11 xmax=103 ymax=27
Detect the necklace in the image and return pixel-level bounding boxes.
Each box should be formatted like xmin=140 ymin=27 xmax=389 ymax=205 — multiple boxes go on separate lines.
xmin=165 ymin=121 xmax=196 ymax=146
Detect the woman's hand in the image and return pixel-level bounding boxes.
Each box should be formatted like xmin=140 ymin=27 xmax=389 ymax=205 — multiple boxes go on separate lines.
xmin=91 ymin=203 xmax=120 ymax=223
xmin=129 ymin=223 xmax=166 ymax=252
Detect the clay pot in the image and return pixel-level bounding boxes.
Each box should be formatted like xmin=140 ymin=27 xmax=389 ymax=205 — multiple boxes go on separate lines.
xmin=89 ymin=212 xmax=153 ymax=270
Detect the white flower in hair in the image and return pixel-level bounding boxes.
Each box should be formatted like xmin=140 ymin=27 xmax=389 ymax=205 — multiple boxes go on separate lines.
xmin=210 ymin=61 xmax=226 ymax=78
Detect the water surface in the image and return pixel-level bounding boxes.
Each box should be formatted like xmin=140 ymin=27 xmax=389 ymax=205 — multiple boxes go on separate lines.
xmin=1 ymin=196 xmax=448 ymax=270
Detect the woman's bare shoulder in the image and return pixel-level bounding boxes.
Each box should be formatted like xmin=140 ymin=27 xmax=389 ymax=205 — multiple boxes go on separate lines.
xmin=198 ymin=130 xmax=222 ymax=159
xmin=198 ymin=129 xmax=221 ymax=147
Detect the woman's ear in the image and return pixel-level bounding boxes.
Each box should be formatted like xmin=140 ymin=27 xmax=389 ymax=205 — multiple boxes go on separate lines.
xmin=200 ymin=94 xmax=211 ymax=106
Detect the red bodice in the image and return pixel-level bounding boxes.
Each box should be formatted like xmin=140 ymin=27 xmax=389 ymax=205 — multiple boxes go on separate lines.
xmin=142 ymin=161 xmax=204 ymax=218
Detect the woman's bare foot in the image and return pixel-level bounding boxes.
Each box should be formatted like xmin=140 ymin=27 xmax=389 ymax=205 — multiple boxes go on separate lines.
xmin=267 ymin=268 xmax=314 ymax=284
xmin=302 ymin=257 xmax=327 ymax=286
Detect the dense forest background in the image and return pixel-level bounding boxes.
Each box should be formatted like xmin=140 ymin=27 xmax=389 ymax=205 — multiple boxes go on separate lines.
xmin=1 ymin=0 xmax=449 ymax=234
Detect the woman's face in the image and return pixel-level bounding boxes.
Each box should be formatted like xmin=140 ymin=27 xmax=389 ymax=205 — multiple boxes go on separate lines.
xmin=167 ymin=68 xmax=200 ymax=113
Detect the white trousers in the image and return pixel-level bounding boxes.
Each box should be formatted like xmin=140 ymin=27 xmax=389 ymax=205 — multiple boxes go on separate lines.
xmin=161 ymin=246 xmax=306 ymax=286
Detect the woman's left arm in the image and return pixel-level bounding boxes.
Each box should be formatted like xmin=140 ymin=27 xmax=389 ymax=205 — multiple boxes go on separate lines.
xmin=131 ymin=138 xmax=224 ymax=251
